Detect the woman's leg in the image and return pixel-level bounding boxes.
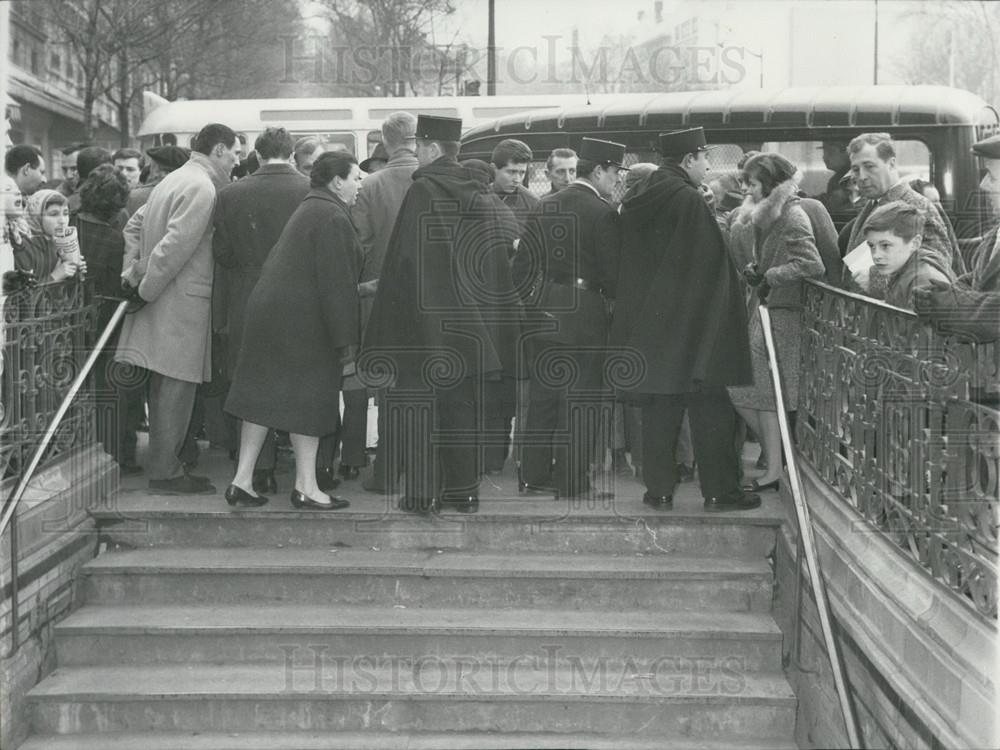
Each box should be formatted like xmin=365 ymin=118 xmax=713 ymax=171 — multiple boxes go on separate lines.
xmin=756 ymin=410 xmax=784 ymax=485
xmin=290 ymin=432 xmax=331 ymax=504
xmin=231 ymin=421 xmax=269 ymax=496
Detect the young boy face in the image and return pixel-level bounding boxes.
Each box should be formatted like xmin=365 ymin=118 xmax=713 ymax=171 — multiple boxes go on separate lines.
xmin=866 ymin=229 xmax=921 ymax=276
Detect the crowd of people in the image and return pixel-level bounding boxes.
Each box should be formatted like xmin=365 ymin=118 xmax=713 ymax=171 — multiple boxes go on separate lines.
xmin=2 ymin=114 xmax=998 ymax=514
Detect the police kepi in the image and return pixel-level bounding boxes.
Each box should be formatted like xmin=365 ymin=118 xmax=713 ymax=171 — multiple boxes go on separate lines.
xmin=658 ymin=127 xmax=712 ymax=156
xmin=415 ymin=114 xmax=463 ymax=142
xmin=578 ymin=137 xmax=629 ymax=169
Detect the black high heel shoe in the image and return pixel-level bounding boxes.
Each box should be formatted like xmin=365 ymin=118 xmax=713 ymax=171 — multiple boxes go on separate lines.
xmin=291 ymin=489 xmax=350 ymax=510
xmin=225 ymin=484 xmax=269 ymax=508
xmin=742 ymin=478 xmax=780 ymax=493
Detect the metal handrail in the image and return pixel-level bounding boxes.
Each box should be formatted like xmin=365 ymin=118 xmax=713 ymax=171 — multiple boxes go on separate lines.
xmin=0 ymin=300 xmax=129 ymax=539
xmin=760 ymin=302 xmax=862 ymax=749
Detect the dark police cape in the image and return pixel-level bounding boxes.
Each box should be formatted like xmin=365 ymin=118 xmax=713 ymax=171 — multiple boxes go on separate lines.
xmin=610 ymin=163 xmax=752 ymax=396
xmin=362 ymin=157 xmax=520 ymax=390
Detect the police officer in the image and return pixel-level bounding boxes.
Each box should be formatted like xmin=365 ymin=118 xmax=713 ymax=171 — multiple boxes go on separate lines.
xmin=513 ymin=137 xmax=625 ymax=499
xmin=612 ymin=127 xmax=761 ymax=512
xmin=363 ymin=115 xmax=520 ymax=514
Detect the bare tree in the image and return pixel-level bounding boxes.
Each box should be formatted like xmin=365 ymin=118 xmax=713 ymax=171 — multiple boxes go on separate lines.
xmin=316 ymin=0 xmax=458 ymax=95
xmin=893 ymin=0 xmax=1000 ymax=105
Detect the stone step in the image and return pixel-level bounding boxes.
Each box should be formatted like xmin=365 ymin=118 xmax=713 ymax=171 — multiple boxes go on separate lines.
xmin=18 ymin=729 xmax=800 ymax=750
xmin=81 ymin=547 xmax=773 ymax=612
xmin=28 ymin=663 xmax=796 ymax=738
xmin=54 ymin=604 xmax=783 ymax=671
xmin=92 ymin=493 xmax=781 ymax=557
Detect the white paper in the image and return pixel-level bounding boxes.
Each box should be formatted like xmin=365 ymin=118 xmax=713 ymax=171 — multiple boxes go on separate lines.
xmin=843 ymin=241 xmax=874 ymax=274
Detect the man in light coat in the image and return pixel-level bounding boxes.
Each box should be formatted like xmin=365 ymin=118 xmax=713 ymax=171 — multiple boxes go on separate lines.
xmin=117 ymin=123 xmax=240 ymax=494
xmin=351 ymin=111 xmax=419 ymax=493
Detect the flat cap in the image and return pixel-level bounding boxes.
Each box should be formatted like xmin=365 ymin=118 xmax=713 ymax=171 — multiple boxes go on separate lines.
xmin=416 ymin=114 xmax=462 ymax=142
xmin=659 ymin=127 xmax=711 ymax=156
xmin=972 ymin=133 xmax=1000 ymax=160
xmin=360 ymin=142 xmax=389 ymax=172
xmin=147 ymin=145 xmax=191 ymax=171
xmin=579 ymin=137 xmax=628 ymax=168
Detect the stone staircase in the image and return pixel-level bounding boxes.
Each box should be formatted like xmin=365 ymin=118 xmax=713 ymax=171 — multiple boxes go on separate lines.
xmin=19 ymin=464 xmax=797 ymax=749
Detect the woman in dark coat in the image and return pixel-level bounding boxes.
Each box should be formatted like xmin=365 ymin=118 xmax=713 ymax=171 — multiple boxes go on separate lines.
xmin=225 ymin=151 xmax=363 ymax=510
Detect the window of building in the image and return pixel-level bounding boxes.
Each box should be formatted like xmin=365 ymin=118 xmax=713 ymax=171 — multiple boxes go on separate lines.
xmin=30 ymin=48 xmax=39 ymax=74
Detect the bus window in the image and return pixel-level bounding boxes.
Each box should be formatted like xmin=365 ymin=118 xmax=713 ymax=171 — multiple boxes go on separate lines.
xmin=290 ymin=132 xmax=356 ymax=156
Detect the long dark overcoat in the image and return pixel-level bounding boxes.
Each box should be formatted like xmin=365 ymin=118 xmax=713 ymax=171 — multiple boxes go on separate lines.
xmin=225 ymin=188 xmax=361 ymax=436
xmin=362 ymin=157 xmax=519 ymax=390
xmin=610 ymin=163 xmax=752 ymax=395
xmin=213 ymin=163 xmax=310 ymax=374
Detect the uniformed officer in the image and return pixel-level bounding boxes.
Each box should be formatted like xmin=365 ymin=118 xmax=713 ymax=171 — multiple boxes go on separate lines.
xmin=363 ymin=115 xmax=520 ymax=514
xmin=513 ymin=137 xmax=625 ymax=499
xmin=611 ymin=127 xmax=760 ymax=512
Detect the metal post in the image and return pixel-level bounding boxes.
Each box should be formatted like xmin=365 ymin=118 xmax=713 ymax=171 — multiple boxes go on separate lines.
xmin=759 ymin=303 xmax=862 ymax=749
xmin=487 ymin=0 xmax=496 ymax=95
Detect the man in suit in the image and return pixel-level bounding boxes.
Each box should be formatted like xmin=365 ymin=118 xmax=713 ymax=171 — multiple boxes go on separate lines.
xmin=513 ymin=138 xmax=624 ymax=500
xmin=117 ymin=123 xmax=241 ymax=494
xmin=612 ymin=127 xmax=760 ymax=513
xmin=840 ymin=132 xmax=964 ymax=282
xmin=213 ymin=127 xmax=309 ymax=495
xmin=352 ymin=112 xmax=419 ymax=493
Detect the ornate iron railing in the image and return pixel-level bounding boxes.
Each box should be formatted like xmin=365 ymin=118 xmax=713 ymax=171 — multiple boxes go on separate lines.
xmin=1 ymin=279 xmax=99 ymax=481
xmin=797 ymin=280 xmax=999 ymax=619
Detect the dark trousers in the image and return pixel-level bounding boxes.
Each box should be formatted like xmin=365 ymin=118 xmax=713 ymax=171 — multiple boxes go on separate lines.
xmin=147 ymin=371 xmax=198 ymax=481
xmin=371 ymin=388 xmax=401 ymax=489
xmin=339 ymin=388 xmax=369 ymax=467
xmin=390 ymin=378 xmax=480 ymax=500
xmin=483 ymin=377 xmax=515 ymax=472
xmin=640 ymin=386 xmax=741 ymax=500
xmin=520 ymin=351 xmax=608 ymax=495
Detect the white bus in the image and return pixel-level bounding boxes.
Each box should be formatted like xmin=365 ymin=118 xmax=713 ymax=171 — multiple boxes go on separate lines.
xmin=136 ymin=93 xmax=650 ymax=161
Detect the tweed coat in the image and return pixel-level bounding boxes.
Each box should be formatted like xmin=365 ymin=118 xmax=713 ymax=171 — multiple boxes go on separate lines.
xmin=115 ymin=152 xmax=230 ymax=383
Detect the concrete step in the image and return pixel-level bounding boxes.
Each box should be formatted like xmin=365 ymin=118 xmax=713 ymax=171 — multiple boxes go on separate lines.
xmin=53 ymin=604 xmax=783 ymax=671
xmin=28 ymin=663 xmax=796 ymax=738
xmin=81 ymin=547 xmax=774 ymax=612
xmin=92 ymin=493 xmax=782 ymax=557
xmin=18 ymin=729 xmax=801 ymax=750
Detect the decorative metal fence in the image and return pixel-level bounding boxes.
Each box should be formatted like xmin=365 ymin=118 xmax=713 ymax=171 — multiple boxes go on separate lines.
xmin=1 ymin=279 xmax=98 ymax=482
xmin=797 ymin=280 xmax=999 ymax=619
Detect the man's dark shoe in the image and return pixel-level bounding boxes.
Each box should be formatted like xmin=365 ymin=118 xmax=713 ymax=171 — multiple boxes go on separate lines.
xmin=642 ymin=492 xmax=673 ymax=510
xmin=317 ymin=466 xmax=342 ymax=493
xmin=704 ymin=491 xmax=762 ymax=513
xmin=183 ymin=471 xmax=211 ymax=485
xmin=518 ymin=480 xmax=558 ymax=496
xmin=252 ymin=469 xmax=278 ymax=494
xmin=119 ymin=463 xmax=143 ymax=477
xmin=338 ymin=464 xmax=361 ymax=481
xmin=149 ymin=475 xmax=216 ymax=495
xmin=439 ymin=495 xmax=479 ymax=514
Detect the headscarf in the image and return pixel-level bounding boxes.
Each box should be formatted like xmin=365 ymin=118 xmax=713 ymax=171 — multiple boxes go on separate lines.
xmin=24 ymin=189 xmax=68 ymax=237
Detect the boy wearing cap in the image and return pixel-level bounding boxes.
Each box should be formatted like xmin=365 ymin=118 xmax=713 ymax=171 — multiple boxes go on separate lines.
xmin=363 ymin=114 xmax=520 ymax=514
xmin=513 ymin=137 xmax=625 ymax=500
xmin=127 ymin=146 xmax=190 ymax=216
xmin=612 ymin=126 xmax=760 ymax=513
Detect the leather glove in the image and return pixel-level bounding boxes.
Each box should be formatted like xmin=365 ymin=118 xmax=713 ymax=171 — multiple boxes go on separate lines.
xmin=743 ymin=264 xmax=765 ymax=287
xmin=3 ymin=269 xmax=38 ymax=295
xmin=757 ymin=279 xmax=772 ymax=303
xmin=121 ymin=279 xmax=147 ymax=313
